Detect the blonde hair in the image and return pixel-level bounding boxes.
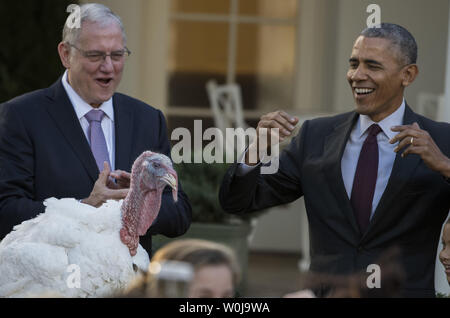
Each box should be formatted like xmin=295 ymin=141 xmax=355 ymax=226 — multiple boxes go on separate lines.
xmin=152 ymin=239 xmax=241 ymax=286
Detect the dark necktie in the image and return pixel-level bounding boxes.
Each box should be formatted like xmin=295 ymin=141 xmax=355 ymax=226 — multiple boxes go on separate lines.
xmin=350 ymin=124 xmax=382 ymax=234
xmin=85 ymin=109 xmax=111 ymax=172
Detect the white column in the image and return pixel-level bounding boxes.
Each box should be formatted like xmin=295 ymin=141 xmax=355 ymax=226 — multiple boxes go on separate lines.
xmin=139 ymin=0 xmax=170 ymax=113
xmin=441 ymin=3 xmax=450 ymax=122
xmin=293 ymin=0 xmax=329 ymax=112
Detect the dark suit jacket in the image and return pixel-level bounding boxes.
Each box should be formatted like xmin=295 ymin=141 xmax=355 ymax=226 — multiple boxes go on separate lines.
xmin=220 ymin=105 xmax=450 ymax=297
xmin=0 ymin=78 xmax=192 ymax=255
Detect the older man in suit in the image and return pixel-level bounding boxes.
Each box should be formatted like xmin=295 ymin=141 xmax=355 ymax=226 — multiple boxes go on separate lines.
xmin=220 ymin=23 xmax=450 ymax=297
xmin=0 ymin=3 xmax=192 ymax=255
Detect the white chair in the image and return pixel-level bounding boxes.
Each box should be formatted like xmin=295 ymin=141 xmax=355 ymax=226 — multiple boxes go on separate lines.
xmin=206 ymin=80 xmax=248 ymax=132
xmin=206 ymin=80 xmax=250 ymax=156
xmin=207 ymin=80 xmax=261 ymax=239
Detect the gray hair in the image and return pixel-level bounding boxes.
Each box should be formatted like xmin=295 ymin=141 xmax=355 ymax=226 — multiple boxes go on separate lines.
xmin=361 ymin=23 xmax=418 ymax=65
xmin=63 ymin=3 xmax=127 ymax=47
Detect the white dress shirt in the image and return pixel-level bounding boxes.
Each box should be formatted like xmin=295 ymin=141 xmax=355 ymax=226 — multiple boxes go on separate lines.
xmin=237 ymin=100 xmax=406 ymax=219
xmin=61 ymin=71 xmax=116 ymax=170
xmin=342 ymin=100 xmax=405 ymax=218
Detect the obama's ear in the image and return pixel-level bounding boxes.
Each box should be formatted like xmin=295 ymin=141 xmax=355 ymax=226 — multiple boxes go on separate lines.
xmin=402 ymin=64 xmax=419 ymax=87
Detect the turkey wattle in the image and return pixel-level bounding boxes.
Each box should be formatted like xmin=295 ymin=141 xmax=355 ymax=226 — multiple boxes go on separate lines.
xmin=0 ymin=151 xmax=178 ymax=298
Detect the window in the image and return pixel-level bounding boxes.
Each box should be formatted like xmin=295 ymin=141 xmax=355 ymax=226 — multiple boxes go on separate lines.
xmin=167 ymin=0 xmax=299 ymax=128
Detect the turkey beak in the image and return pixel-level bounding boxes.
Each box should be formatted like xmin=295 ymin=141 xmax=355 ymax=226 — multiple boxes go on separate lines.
xmin=161 ymin=170 xmax=178 ymax=202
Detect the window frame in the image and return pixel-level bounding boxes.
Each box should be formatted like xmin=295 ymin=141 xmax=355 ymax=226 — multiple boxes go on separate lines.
xmin=167 ymin=0 xmax=300 ymax=120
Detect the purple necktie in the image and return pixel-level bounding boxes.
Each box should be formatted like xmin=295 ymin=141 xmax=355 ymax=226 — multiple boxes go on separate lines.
xmin=350 ymin=124 xmax=382 ymax=234
xmin=85 ymin=109 xmax=111 ymax=172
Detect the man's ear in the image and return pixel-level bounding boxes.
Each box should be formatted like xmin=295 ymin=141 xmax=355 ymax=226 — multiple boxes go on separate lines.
xmin=402 ymin=64 xmax=419 ymax=87
xmin=57 ymin=42 xmax=71 ymax=69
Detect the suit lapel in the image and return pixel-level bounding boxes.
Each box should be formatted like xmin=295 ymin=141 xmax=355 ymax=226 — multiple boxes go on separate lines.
xmin=361 ymin=105 xmax=422 ymax=244
xmin=113 ymin=95 xmax=134 ymax=171
xmin=322 ymin=112 xmax=361 ymax=236
xmin=44 ymin=79 xmax=99 ymax=182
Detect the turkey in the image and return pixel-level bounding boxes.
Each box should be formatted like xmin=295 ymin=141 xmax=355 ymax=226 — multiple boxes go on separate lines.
xmin=0 ymin=151 xmax=178 ymax=298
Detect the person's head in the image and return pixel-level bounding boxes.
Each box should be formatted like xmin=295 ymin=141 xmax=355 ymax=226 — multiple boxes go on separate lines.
xmin=152 ymin=239 xmax=241 ymax=298
xmin=57 ymin=3 xmax=129 ymax=107
xmin=347 ymin=23 xmax=419 ymax=122
xmin=439 ymin=218 xmax=450 ymax=285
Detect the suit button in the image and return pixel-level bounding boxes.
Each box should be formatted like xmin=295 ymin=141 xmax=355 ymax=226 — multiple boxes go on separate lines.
xmin=357 ymin=246 xmax=364 ymax=252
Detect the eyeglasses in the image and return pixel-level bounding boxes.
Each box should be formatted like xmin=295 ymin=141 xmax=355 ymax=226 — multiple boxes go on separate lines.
xmin=67 ymin=43 xmax=131 ymax=63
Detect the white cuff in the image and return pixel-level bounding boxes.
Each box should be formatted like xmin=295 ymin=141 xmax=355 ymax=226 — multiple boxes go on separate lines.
xmin=236 ymin=148 xmax=260 ymax=176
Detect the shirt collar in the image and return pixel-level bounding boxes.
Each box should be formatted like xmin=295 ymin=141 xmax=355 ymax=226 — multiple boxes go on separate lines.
xmin=358 ymin=99 xmax=405 ymax=140
xmin=61 ymin=70 xmax=114 ymax=122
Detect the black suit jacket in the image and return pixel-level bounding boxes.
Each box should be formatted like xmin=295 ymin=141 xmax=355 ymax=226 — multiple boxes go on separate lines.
xmin=220 ymin=105 xmax=450 ymax=297
xmin=0 ymin=78 xmax=192 ymax=255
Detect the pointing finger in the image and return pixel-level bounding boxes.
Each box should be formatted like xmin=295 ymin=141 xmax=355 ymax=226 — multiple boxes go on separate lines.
xmin=391 ymin=123 xmax=421 ymax=132
xmin=389 ymin=128 xmax=420 ymax=144
xmin=99 ymin=162 xmax=111 ymax=184
xmin=102 ymin=162 xmax=111 ymax=173
xmin=391 ymin=125 xmax=410 ymax=132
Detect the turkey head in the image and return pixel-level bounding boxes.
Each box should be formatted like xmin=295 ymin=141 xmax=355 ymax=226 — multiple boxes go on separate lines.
xmin=120 ymin=151 xmax=178 ymax=256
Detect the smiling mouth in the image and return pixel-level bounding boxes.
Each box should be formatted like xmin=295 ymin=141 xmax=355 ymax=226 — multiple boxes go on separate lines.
xmin=354 ymin=88 xmax=375 ymax=96
xmin=96 ymin=78 xmax=113 ymax=86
